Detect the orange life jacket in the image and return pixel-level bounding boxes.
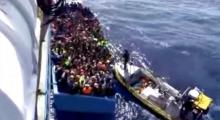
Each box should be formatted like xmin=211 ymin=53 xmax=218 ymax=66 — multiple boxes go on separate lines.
xmin=82 ymin=86 xmax=92 ymax=95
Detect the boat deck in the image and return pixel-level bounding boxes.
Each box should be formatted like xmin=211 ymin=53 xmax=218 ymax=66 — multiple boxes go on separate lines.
xmin=114 ymin=62 xmax=183 ymax=120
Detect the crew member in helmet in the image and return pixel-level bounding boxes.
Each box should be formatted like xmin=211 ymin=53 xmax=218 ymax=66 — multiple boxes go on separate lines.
xmin=180 ymin=87 xmax=200 ymax=119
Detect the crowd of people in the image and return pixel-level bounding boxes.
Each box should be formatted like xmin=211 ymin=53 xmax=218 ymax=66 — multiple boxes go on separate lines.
xmin=50 ymin=3 xmax=115 ymax=96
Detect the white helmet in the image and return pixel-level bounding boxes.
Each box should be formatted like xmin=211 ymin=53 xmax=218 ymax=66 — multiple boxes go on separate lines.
xmin=188 ymin=88 xmax=200 ymax=99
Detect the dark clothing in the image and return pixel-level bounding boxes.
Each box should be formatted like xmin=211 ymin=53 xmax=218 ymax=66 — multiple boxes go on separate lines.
xmin=106 ymin=83 xmax=114 ymax=96
xmin=55 ymin=68 xmax=63 ymax=81
xmin=123 ymin=50 xmax=130 ymax=70
xmin=69 ymin=83 xmax=80 ymax=94
xmin=93 ymin=87 xmax=102 ymax=96
xmin=180 ymin=96 xmax=194 ymax=119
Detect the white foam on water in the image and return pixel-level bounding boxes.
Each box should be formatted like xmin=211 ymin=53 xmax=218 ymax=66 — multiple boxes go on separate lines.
xmin=155 ymin=41 xmax=171 ymax=48
xmin=115 ymin=94 xmax=158 ymax=120
xmin=181 ymin=50 xmax=191 ymax=56
xmin=205 ymin=114 xmax=213 ymax=120
xmin=212 ymin=104 xmax=220 ymax=112
xmin=109 ymin=42 xmax=151 ymax=71
xmin=201 ymin=104 xmax=220 ymax=120
xmin=143 ymin=36 xmax=171 ymax=48
xmin=109 ymin=42 xmax=157 ymax=120
xmin=66 ymin=0 xmax=83 ymax=4
xmin=131 ymin=50 xmax=151 ymax=69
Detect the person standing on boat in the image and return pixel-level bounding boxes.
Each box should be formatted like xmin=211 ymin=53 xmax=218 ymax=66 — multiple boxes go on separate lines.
xmin=123 ymin=49 xmax=130 ymax=70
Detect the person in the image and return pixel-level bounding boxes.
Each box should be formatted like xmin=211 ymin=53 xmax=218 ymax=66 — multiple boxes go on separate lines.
xmin=67 ymin=75 xmax=78 ymax=94
xmin=123 ymin=49 xmax=130 ymax=70
xmin=64 ymin=56 xmax=71 ymax=68
xmin=180 ymin=94 xmax=194 ymax=119
xmin=93 ymin=82 xmax=101 ymax=96
xmin=82 ymin=84 xmax=93 ymax=95
xmin=79 ymin=74 xmax=86 ymax=87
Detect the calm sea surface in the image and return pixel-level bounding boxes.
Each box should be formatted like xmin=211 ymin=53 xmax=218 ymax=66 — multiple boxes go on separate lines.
xmin=84 ymin=0 xmax=220 ymax=119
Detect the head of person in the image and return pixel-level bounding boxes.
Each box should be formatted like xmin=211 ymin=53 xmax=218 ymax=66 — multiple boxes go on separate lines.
xmin=94 ymin=82 xmax=99 ymax=89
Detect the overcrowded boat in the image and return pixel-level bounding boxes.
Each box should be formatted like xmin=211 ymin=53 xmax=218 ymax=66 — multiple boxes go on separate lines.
xmin=50 ymin=2 xmax=115 ymax=97
xmin=50 ymin=3 xmax=116 ymax=119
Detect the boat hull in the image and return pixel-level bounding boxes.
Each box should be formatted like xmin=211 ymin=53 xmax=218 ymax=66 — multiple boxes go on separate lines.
xmin=51 ymin=65 xmax=116 ymax=120
xmin=113 ymin=65 xmax=177 ymax=120
xmin=54 ymin=93 xmax=115 ymax=120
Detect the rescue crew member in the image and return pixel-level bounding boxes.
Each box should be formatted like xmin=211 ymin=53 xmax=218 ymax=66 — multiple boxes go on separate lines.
xmin=123 ymin=49 xmax=130 ymax=70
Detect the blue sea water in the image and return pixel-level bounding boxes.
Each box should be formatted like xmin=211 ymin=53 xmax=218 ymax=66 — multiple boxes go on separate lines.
xmin=83 ymin=0 xmax=220 ymax=119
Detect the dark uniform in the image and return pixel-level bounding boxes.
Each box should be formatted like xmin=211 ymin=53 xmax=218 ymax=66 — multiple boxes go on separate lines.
xmin=123 ymin=50 xmax=130 ymax=70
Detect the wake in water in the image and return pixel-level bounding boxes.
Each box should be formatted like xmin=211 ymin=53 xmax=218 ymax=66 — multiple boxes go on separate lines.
xmin=114 ymin=94 xmax=158 ymax=120
xmin=108 ymin=42 xmax=151 ymax=70
xmin=106 ymin=31 xmax=215 ymax=120
xmin=107 ymin=38 xmax=158 ymax=120
xmin=102 ymin=13 xmax=161 ymax=120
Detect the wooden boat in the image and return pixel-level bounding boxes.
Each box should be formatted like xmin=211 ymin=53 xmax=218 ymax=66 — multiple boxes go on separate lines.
xmin=113 ymin=62 xmax=213 ymax=120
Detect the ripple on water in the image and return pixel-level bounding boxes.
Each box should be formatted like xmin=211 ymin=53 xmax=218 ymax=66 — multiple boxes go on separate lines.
xmin=115 ymin=95 xmax=158 ymax=120
xmin=84 ymin=0 xmax=220 ymax=120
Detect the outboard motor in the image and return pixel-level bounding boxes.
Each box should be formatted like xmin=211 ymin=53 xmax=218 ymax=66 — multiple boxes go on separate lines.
xmin=180 ymin=87 xmax=213 ymax=120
